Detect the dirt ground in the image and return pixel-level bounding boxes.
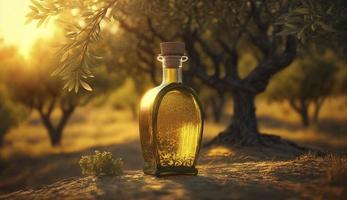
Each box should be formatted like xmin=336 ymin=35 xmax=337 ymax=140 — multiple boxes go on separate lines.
xmin=0 ymin=99 xmax=347 ymax=199
xmin=1 ymin=148 xmax=346 ymax=200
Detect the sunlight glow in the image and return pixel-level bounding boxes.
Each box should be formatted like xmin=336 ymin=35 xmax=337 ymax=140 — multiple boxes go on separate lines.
xmin=177 ymin=123 xmax=200 ymax=158
xmin=207 ymin=147 xmax=234 ymax=157
xmin=0 ymin=0 xmax=56 ymax=58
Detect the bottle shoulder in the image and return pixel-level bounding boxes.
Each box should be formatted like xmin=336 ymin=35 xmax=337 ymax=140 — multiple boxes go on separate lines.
xmin=142 ymin=83 xmax=198 ymax=101
xmin=160 ymin=83 xmax=197 ymax=94
xmin=140 ymin=83 xmax=201 ymax=110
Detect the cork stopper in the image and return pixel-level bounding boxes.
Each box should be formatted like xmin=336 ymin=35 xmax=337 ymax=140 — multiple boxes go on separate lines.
xmin=160 ymin=42 xmax=185 ymax=56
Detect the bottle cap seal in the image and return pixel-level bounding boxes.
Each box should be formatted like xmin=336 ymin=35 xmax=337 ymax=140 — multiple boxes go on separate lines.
xmin=160 ymin=42 xmax=185 ymax=56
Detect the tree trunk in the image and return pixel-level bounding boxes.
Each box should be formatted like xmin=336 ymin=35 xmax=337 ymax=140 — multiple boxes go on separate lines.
xmin=39 ymin=112 xmax=58 ymax=146
xmin=211 ymin=100 xmax=221 ymax=123
xmin=230 ymin=91 xmax=259 ymax=141
xmin=232 ymin=91 xmax=258 ymax=134
xmin=48 ymin=129 xmax=63 ymax=146
xmin=300 ymin=105 xmax=310 ymax=127
xmin=0 ymin=127 xmax=8 ymax=147
xmin=211 ymin=93 xmax=226 ymax=123
xmin=289 ymin=99 xmax=310 ymax=127
xmin=206 ymin=91 xmax=306 ymax=151
xmin=202 ymin=100 xmax=209 ymax=121
xmin=129 ymin=103 xmax=138 ymax=120
xmin=39 ymin=113 xmax=62 ymax=146
xmin=312 ymin=98 xmax=325 ymax=124
xmin=38 ymin=105 xmax=75 ymax=146
xmin=208 ymin=91 xmax=261 ymax=145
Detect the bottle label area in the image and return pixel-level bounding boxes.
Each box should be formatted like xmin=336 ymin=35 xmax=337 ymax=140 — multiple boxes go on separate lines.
xmin=156 ymin=90 xmax=202 ymax=167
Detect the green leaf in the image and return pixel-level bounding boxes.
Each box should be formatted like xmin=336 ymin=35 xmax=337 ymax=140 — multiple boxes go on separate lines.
xmin=277 ymin=29 xmax=297 ymax=36
xmin=30 ymin=0 xmax=44 ymax=11
xmin=285 ymin=23 xmax=298 ymax=30
xmin=74 ymin=76 xmax=79 ymax=93
xmin=60 ymin=52 xmax=69 ymax=63
xmin=80 ymin=80 xmax=93 ymax=91
xmin=74 ymin=85 xmax=79 ymax=93
xmin=25 ymin=11 xmax=36 ymax=18
xmin=67 ymin=78 xmax=74 ymax=92
xmin=51 ymin=67 xmax=62 ymax=76
xmin=297 ymin=26 xmax=306 ymax=40
xmin=29 ymin=5 xmax=39 ymax=13
xmin=65 ymin=32 xmax=77 ymax=39
xmin=37 ymin=18 xmax=45 ymax=28
xmin=93 ymin=55 xmax=103 ymax=60
xmin=326 ymin=5 xmax=333 ymax=15
xmin=292 ymin=8 xmax=310 ymax=15
xmin=316 ymin=21 xmax=335 ymax=32
xmin=25 ymin=18 xmax=33 ymax=25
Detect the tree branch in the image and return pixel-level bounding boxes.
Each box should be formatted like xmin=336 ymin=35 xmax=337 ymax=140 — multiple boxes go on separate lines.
xmin=146 ymin=17 xmax=168 ymax=41
xmin=244 ymin=35 xmax=297 ymax=93
xmin=195 ymin=36 xmax=222 ymax=78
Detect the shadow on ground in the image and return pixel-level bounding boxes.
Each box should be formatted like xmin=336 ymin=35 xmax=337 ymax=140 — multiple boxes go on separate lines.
xmin=0 ymin=140 xmax=143 ymax=193
xmin=259 ymin=115 xmax=347 ymax=136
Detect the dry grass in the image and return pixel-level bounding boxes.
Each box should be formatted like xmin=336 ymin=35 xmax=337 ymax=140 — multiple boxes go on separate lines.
xmin=325 ymin=155 xmax=347 ymax=186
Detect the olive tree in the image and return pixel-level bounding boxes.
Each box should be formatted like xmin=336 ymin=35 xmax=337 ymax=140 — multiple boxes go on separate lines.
xmin=26 ymin=0 xmax=344 ymax=147
xmin=0 ymin=43 xmax=27 ymax=147
xmin=129 ymin=0 xmax=337 ymax=146
xmin=0 ymin=87 xmax=25 ymax=147
xmin=267 ymin=54 xmax=338 ymax=127
xmin=6 ymin=38 xmax=120 ymax=146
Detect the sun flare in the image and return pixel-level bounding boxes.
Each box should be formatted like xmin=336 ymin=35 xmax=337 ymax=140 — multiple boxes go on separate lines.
xmin=0 ymin=0 xmax=56 ymax=58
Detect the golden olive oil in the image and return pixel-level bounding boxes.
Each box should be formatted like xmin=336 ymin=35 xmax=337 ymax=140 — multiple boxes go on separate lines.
xmin=139 ymin=42 xmax=203 ymax=176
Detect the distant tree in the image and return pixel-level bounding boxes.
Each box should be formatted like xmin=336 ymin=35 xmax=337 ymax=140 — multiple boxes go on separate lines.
xmin=267 ymin=53 xmax=338 ymax=127
xmin=0 ymin=43 xmax=28 ymax=147
xmin=107 ymin=78 xmax=139 ymax=119
xmin=5 ymin=38 xmax=120 ymax=146
xmin=97 ymin=29 xmax=156 ymax=118
xmin=334 ymin=63 xmax=347 ymax=100
xmin=0 ymin=87 xmax=25 ymax=147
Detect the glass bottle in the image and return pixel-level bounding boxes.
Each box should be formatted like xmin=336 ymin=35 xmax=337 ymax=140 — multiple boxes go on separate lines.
xmin=139 ymin=42 xmax=204 ymax=177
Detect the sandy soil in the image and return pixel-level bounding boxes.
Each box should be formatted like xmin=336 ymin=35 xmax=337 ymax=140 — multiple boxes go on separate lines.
xmin=1 ymin=147 xmax=346 ymax=200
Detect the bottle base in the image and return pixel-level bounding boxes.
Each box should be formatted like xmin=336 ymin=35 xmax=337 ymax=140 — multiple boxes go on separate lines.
xmin=144 ymin=166 xmax=198 ymax=177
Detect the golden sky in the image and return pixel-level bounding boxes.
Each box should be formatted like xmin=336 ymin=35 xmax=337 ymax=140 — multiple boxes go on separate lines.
xmin=0 ymin=0 xmax=56 ymax=58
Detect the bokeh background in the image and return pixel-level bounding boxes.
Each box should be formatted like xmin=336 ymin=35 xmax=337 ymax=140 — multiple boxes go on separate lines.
xmin=0 ymin=0 xmax=346 ymax=194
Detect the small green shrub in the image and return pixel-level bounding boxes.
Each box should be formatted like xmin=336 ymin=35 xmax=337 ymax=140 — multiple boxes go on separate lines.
xmin=79 ymin=151 xmax=123 ymax=176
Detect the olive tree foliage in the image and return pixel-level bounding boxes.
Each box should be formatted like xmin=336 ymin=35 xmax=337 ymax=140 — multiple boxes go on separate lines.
xmin=27 ymin=0 xmax=344 ymax=147
xmin=0 ymin=44 xmax=28 ymax=147
xmin=96 ymin=29 xmax=156 ymax=119
xmin=26 ymin=0 xmax=117 ymax=92
xmin=335 ymin=68 xmax=347 ymax=98
xmin=0 ymin=87 xmax=25 ymax=147
xmin=275 ymin=0 xmax=347 ymax=56
xmin=266 ymin=53 xmax=338 ymax=127
xmin=6 ymin=38 xmax=119 ymax=146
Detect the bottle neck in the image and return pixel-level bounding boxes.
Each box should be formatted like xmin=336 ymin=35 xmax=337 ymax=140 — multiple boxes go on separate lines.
xmin=158 ymin=55 xmax=187 ymax=85
xmin=162 ymin=67 xmax=182 ymax=84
